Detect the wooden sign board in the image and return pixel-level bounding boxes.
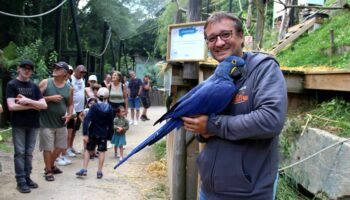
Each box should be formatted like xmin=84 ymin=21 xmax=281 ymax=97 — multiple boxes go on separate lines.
xmin=167 ymin=21 xmax=207 ymax=62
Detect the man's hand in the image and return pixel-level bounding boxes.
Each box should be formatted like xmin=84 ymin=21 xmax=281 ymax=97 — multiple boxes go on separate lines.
xmin=182 ymin=115 xmax=213 ymax=138
xmin=62 ymin=114 xmax=72 ymax=125
xmin=83 ymin=135 xmax=89 ymax=143
xmin=50 ymin=95 xmax=63 ymax=103
xmin=15 ymin=94 xmax=31 ymax=105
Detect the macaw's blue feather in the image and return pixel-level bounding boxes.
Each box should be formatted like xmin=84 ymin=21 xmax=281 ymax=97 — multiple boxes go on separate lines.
xmin=114 ymin=56 xmax=245 ymax=170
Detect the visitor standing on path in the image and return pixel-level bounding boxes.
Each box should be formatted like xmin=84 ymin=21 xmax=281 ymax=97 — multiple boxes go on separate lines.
xmin=127 ymin=70 xmax=142 ymax=125
xmin=108 ymin=71 xmax=128 ymax=114
xmin=181 ymin=12 xmax=287 ymax=200
xmin=6 ymin=59 xmax=47 ymax=193
xmin=76 ymin=87 xmax=114 ymax=179
xmin=38 ymin=61 xmax=74 ymax=182
xmin=67 ymin=65 xmax=87 ymax=157
xmin=111 ymin=106 xmax=129 ymax=160
xmin=140 ymin=75 xmax=151 ymax=121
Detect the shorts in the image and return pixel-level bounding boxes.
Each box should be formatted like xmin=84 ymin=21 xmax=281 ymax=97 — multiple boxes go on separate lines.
xmin=74 ymin=112 xmax=82 ymax=131
xmin=66 ymin=118 xmax=75 ymax=129
xmin=86 ymin=135 xmax=107 ymax=152
xmin=39 ymin=127 xmax=68 ymax=151
xmin=141 ymin=96 xmax=151 ymax=109
xmin=128 ymin=97 xmax=141 ymax=110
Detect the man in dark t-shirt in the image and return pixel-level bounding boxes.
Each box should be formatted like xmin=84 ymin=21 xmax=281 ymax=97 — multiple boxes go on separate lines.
xmin=6 ymin=59 xmax=47 ymax=193
xmin=127 ymin=70 xmax=142 ymax=125
xmin=140 ymin=75 xmax=151 ymax=121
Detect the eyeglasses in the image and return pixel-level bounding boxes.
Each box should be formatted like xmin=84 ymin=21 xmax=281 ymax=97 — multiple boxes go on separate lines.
xmin=205 ymin=30 xmax=233 ymax=44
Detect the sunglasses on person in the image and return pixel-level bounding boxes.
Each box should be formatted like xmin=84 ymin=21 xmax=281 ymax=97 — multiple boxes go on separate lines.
xmin=205 ymin=30 xmax=233 ymax=44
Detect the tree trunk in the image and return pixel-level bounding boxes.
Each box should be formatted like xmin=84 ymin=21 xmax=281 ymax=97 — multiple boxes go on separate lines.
xmin=254 ymin=0 xmax=266 ymax=50
xmin=246 ymin=0 xmax=254 ymax=29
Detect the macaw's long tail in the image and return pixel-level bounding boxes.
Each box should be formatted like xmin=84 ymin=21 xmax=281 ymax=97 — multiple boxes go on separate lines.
xmin=114 ymin=119 xmax=182 ymax=169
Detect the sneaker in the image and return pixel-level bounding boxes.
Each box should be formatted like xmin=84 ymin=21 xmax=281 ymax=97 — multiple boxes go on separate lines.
xmin=140 ymin=115 xmax=146 ymax=121
xmin=134 ymin=121 xmax=138 ymax=125
xmin=97 ymin=171 xmax=103 ymax=179
xmin=66 ymin=148 xmax=76 ymax=157
xmin=119 ymin=157 xmax=124 ymax=161
xmin=62 ymin=156 xmax=72 ymax=165
xmin=17 ymin=182 xmax=31 ymax=193
xmin=129 ymin=120 xmax=134 ymax=125
xmin=145 ymin=116 xmax=150 ymax=120
xmin=25 ymin=177 xmax=38 ymax=189
xmin=76 ymin=169 xmax=87 ymax=177
xmin=114 ymin=153 xmax=119 ymax=158
xmin=71 ymin=148 xmax=81 ymax=154
xmin=56 ymin=156 xmax=68 ymax=166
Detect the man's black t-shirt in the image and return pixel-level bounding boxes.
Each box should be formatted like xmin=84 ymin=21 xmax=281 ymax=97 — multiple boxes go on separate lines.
xmin=6 ymin=79 xmax=43 ymax=128
xmin=128 ymin=78 xmax=142 ymax=98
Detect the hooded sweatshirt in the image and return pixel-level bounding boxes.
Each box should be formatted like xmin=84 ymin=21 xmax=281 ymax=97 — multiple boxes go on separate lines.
xmin=82 ymin=102 xmax=114 ymax=138
xmin=198 ymin=52 xmax=288 ymax=200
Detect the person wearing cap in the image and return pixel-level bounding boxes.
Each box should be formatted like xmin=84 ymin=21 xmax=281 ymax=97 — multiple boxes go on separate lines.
xmin=85 ymin=74 xmax=99 ymax=99
xmin=75 ymin=87 xmax=114 ymax=179
xmin=67 ymin=65 xmax=87 ymax=157
xmin=56 ymin=64 xmax=75 ymax=166
xmin=6 ymin=59 xmax=47 ymax=193
xmin=38 ymin=61 xmax=74 ymax=182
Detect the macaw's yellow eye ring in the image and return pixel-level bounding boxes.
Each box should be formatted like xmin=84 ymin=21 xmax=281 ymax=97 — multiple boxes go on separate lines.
xmin=231 ymin=59 xmax=237 ymax=65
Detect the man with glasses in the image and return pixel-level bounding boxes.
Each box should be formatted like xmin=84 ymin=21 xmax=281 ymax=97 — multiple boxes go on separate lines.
xmin=38 ymin=61 xmax=74 ymax=181
xmin=182 ymin=12 xmax=287 ymax=200
xmin=67 ymin=65 xmax=87 ymax=157
xmin=6 ymin=59 xmax=47 ymax=193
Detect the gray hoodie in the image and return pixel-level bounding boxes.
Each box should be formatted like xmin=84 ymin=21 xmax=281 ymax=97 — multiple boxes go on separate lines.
xmin=198 ymin=52 xmax=288 ymax=200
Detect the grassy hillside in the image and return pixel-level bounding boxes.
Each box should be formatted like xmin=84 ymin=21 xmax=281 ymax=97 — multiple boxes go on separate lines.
xmin=276 ymin=11 xmax=350 ymax=68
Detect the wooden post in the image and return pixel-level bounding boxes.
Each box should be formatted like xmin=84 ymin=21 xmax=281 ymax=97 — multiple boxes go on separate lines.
xmin=171 ymin=1 xmax=202 ymax=200
xmin=330 ymin=29 xmax=335 ymax=55
xmin=99 ymin=21 xmax=108 ymax=80
xmin=68 ymin=0 xmax=83 ymax=65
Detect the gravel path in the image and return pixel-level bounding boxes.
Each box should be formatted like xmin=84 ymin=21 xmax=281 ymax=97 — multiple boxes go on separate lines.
xmin=0 ymin=106 xmax=169 ymax=200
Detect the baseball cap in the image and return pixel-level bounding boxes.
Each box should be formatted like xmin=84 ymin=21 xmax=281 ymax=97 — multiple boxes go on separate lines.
xmin=88 ymin=75 xmax=97 ymax=81
xmin=53 ymin=61 xmax=69 ymax=72
xmin=97 ymin=87 xmax=109 ymax=99
xmin=19 ymin=59 xmax=35 ymax=70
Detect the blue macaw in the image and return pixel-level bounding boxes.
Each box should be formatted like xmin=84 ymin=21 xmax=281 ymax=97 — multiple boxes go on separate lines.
xmin=114 ymin=56 xmax=245 ymax=169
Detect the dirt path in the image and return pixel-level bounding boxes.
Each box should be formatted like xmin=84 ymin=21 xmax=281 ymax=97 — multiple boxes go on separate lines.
xmin=0 ymin=106 xmax=169 ymax=200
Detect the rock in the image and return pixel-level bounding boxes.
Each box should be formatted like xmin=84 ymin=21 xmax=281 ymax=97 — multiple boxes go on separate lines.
xmin=286 ymin=128 xmax=350 ymax=199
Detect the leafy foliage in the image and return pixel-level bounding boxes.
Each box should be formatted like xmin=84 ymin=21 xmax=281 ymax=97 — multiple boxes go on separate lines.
xmin=1 ymin=40 xmax=51 ymax=82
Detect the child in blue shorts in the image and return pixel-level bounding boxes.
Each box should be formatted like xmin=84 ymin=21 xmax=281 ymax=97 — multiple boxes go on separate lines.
xmin=111 ymin=106 xmax=129 ymax=160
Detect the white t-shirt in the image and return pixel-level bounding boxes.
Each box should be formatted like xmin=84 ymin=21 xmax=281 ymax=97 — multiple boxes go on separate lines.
xmin=71 ymin=75 xmax=85 ymax=112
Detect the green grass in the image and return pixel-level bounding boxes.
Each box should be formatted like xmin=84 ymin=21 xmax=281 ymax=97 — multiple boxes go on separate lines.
xmin=276 ymin=173 xmax=310 ymax=200
xmin=154 ymin=139 xmax=166 ymax=160
xmin=0 ymin=128 xmax=12 ymax=152
xmin=277 ymin=11 xmax=350 ymax=68
xmin=307 ymin=98 xmax=350 ymax=137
